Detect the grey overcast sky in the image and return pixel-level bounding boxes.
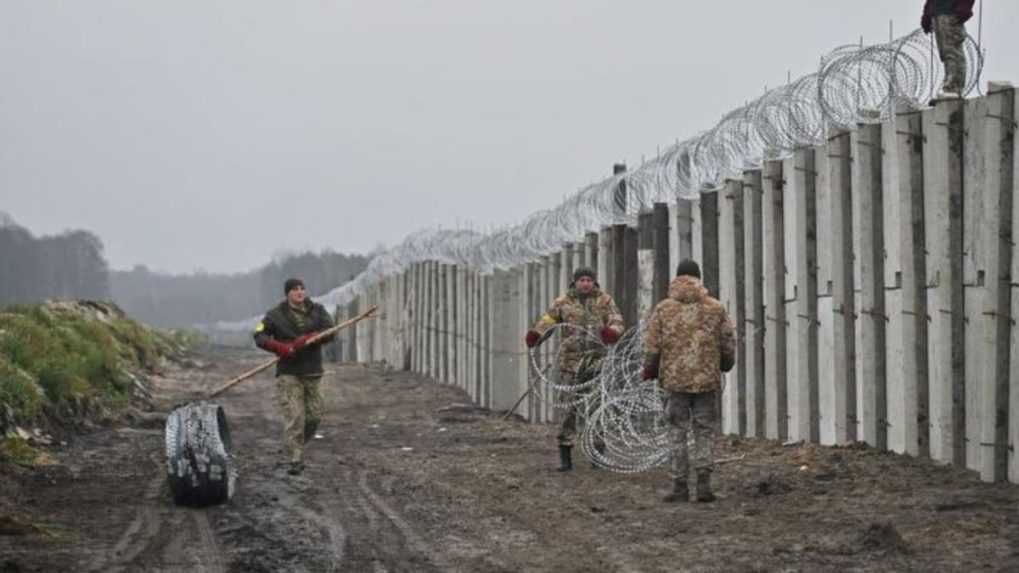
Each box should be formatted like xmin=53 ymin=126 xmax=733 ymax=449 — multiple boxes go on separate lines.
xmin=2 ymin=1 xmax=1017 ymax=274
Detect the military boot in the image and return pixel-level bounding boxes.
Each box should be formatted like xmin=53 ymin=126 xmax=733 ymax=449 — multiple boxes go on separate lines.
xmin=662 ymin=478 xmax=689 ymax=503
xmin=695 ymin=469 xmax=716 ymax=502
xmin=557 ymin=445 xmax=573 ymax=472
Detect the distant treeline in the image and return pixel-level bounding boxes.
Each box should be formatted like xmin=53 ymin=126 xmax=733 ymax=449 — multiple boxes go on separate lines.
xmin=110 ymin=250 xmax=371 ymax=328
xmin=0 ymin=215 xmax=110 ymax=304
xmin=0 ymin=212 xmax=370 ymax=329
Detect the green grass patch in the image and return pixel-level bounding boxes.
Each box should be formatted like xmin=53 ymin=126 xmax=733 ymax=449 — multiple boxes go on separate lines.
xmin=0 ymin=301 xmax=198 ymax=431
xmin=0 ymin=436 xmax=39 ymax=466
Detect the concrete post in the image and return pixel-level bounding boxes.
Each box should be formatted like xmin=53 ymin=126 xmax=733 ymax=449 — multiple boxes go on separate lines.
xmin=692 ymin=194 xmax=704 ymax=269
xmin=516 ymin=266 xmax=533 ymax=420
xmin=676 ymin=198 xmax=694 ymax=263
xmin=792 ymin=148 xmax=820 ymax=443
xmin=621 ymin=225 xmax=639 ymax=328
xmin=763 ymin=159 xmax=788 ymax=441
xmin=612 ymin=224 xmax=627 ymax=305
xmin=1009 ymin=87 xmax=1019 ymax=484
xmin=743 ymin=169 xmax=766 ymax=438
xmin=489 ymin=268 xmax=525 ymax=412
xmin=700 ymin=191 xmax=720 ymax=299
xmin=562 ymin=244 xmax=575 ymax=292
xmin=574 ymin=240 xmax=586 ymax=270
xmin=414 ymin=263 xmax=423 ymax=373
xmin=653 ymin=203 xmax=671 ymax=305
xmin=347 ymin=296 xmax=359 ymax=363
xmin=522 ymin=262 xmax=537 ymax=421
xmin=829 ymin=130 xmax=857 ymax=444
xmin=481 ymin=274 xmax=492 ymax=407
xmin=720 ymin=179 xmax=747 ymax=435
xmin=585 ymin=232 xmax=600 ymax=277
xmin=637 ymin=212 xmax=655 ymax=322
xmin=473 ymin=270 xmax=482 ymax=401
xmin=469 ymin=271 xmax=479 ymax=400
xmin=972 ymin=85 xmax=1015 ymax=482
xmin=853 ymin=121 xmax=889 ymax=450
xmin=433 ymin=262 xmax=443 ymax=380
xmin=458 ymin=267 xmax=467 ymax=390
xmin=894 ymin=107 xmax=929 ymax=457
xmin=444 ymin=263 xmax=452 ymax=383
xmin=599 ymin=227 xmax=614 ymax=295
xmin=923 ymin=99 xmax=966 ymax=466
xmin=333 ymin=304 xmax=347 ymax=362
xmin=813 ymin=143 xmax=836 ymax=444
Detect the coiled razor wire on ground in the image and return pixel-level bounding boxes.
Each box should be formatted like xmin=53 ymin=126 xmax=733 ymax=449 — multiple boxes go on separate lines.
xmin=526 ymin=322 xmax=671 ymax=473
xmin=212 ymin=29 xmax=982 ymax=470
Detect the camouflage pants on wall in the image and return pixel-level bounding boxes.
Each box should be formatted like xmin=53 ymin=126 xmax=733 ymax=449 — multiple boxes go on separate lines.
xmin=277 ymin=374 xmax=324 ymax=464
xmin=666 ymin=391 xmax=716 ymax=480
xmin=934 ymin=14 xmax=967 ymax=94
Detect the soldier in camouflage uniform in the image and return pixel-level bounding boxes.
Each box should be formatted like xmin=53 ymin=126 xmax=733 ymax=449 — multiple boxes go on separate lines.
xmin=254 ymin=278 xmax=336 ymax=476
xmin=643 ymin=260 xmax=736 ymax=502
xmin=922 ymin=0 xmax=975 ymax=99
xmin=525 ymin=267 xmax=624 ymax=471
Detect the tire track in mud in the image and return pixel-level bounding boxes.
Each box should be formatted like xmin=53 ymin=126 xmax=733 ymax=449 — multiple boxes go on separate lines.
xmin=356 ymin=469 xmax=450 ymax=571
xmin=85 ymin=442 xmax=226 ymax=573
xmin=191 ymin=509 xmax=226 ymax=573
xmin=86 ymin=450 xmax=164 ymax=573
xmin=275 ymin=481 xmax=349 ymax=569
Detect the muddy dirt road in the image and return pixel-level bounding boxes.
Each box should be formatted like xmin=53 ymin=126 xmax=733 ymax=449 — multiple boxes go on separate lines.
xmin=3 ymin=347 xmax=1019 ymax=572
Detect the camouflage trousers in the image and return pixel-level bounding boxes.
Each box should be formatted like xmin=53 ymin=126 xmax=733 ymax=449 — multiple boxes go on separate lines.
xmin=666 ymin=391 xmax=716 ymax=480
xmin=555 ymin=371 xmax=602 ymax=448
xmin=277 ymin=374 xmax=324 ymax=464
xmin=934 ymin=14 xmax=967 ymax=94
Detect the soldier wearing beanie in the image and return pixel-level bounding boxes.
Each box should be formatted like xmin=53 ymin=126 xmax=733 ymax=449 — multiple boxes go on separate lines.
xmin=642 ymin=259 xmax=736 ymax=502
xmin=253 ymin=278 xmax=336 ymax=476
xmin=524 ymin=265 xmax=624 ymax=471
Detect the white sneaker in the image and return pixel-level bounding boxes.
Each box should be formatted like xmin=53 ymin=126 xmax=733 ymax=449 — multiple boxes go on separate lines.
xmin=934 ymin=90 xmax=961 ymax=100
xmin=313 ymin=432 xmax=324 ymax=440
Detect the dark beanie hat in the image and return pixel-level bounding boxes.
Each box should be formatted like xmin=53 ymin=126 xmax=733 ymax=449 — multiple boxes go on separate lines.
xmin=675 ymin=259 xmax=701 ymax=279
xmin=284 ymin=278 xmax=305 ymax=294
xmin=573 ymin=266 xmax=596 ymax=282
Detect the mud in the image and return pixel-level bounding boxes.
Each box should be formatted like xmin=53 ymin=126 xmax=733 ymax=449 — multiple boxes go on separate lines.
xmin=3 ymin=346 xmax=1019 ymax=572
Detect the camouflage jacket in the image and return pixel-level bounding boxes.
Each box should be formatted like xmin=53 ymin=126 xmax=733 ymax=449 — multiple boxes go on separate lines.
xmin=532 ymin=287 xmax=624 ymax=375
xmin=643 ymin=276 xmax=736 ymax=393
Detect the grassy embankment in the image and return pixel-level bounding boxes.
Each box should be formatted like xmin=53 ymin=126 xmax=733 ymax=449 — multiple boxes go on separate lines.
xmin=0 ymin=301 xmax=202 ymax=465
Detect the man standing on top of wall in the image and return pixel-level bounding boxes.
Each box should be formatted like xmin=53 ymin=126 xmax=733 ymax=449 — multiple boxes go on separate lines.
xmin=254 ymin=278 xmax=336 ymax=476
xmin=525 ymin=266 xmax=624 ymax=472
xmin=922 ymin=0 xmax=975 ymax=99
xmin=643 ymin=260 xmax=736 ymax=503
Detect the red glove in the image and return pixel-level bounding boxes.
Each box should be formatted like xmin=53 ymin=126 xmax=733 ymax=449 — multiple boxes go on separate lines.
xmin=263 ymin=338 xmax=297 ymax=360
xmin=293 ymin=332 xmax=319 ymax=350
xmin=600 ymin=327 xmax=620 ymax=345
xmin=525 ymin=330 xmax=541 ymax=348
xmin=641 ymin=364 xmax=658 ymax=381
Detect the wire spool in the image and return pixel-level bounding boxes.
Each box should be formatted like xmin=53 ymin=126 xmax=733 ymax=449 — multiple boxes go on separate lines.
xmin=165 ymin=402 xmax=236 ymax=507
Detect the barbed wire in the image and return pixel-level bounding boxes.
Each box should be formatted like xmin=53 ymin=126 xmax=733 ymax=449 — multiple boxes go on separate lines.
xmin=215 ymin=29 xmax=982 ymax=337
